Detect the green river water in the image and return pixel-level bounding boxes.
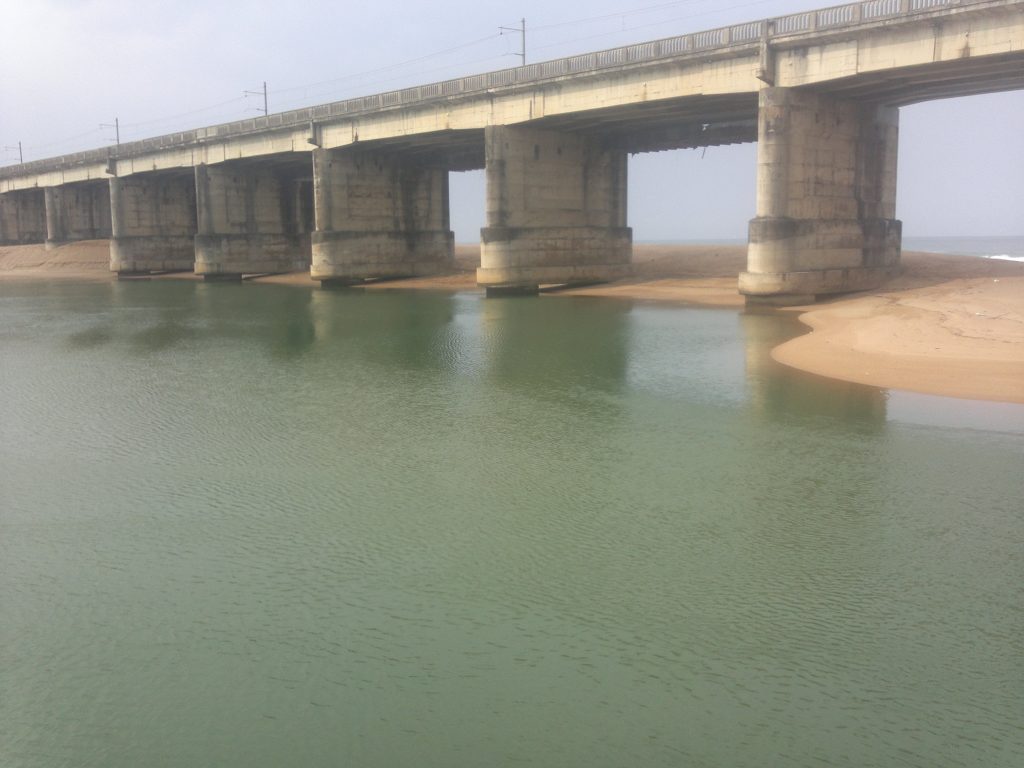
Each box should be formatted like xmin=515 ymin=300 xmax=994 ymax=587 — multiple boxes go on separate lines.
xmin=1 ymin=279 xmax=1022 ymax=767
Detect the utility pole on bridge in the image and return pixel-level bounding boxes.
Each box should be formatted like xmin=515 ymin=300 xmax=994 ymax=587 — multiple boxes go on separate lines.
xmin=245 ymin=82 xmax=269 ymax=116
xmin=3 ymin=141 xmax=23 ymax=164
xmin=100 ymin=118 xmax=120 ymax=146
xmin=500 ymin=18 xmax=526 ymax=65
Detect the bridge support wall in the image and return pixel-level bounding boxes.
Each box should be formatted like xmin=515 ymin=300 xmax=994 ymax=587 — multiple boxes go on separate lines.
xmin=0 ymin=189 xmax=47 ymax=245
xmin=310 ymin=148 xmax=454 ymax=285
xmin=194 ymin=163 xmax=311 ymax=279
xmin=477 ymin=124 xmax=632 ymax=295
xmin=44 ymin=181 xmax=112 ymax=249
xmin=109 ymin=175 xmax=197 ymax=274
xmin=741 ymin=87 xmax=901 ymax=303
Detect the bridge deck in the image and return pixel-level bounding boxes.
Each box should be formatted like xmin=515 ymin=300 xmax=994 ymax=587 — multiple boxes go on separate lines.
xmin=1 ymin=0 xmax=1020 ymax=185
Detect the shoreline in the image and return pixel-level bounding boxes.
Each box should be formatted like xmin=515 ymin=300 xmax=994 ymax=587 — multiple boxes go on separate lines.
xmin=3 ymin=240 xmax=1022 ymax=404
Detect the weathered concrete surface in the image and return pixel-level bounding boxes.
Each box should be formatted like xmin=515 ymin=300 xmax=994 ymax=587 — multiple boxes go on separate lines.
xmin=477 ymin=125 xmax=632 ymax=292
xmin=3 ymin=0 xmax=1018 ymax=193
xmin=311 ymin=148 xmax=453 ymax=284
xmin=0 ymin=0 xmax=1020 ymax=297
xmin=109 ymin=174 xmax=197 ymax=274
xmin=740 ymin=87 xmax=900 ymax=303
xmin=194 ymin=162 xmax=312 ymax=278
xmin=0 ymin=189 xmax=46 ymax=245
xmin=44 ymin=181 xmax=111 ymax=249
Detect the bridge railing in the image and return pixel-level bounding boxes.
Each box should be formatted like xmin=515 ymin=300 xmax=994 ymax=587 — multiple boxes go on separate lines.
xmin=0 ymin=0 xmax=978 ymax=179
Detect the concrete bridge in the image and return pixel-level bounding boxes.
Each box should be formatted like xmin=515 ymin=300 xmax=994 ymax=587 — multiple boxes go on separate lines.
xmin=1 ymin=0 xmax=1022 ymax=301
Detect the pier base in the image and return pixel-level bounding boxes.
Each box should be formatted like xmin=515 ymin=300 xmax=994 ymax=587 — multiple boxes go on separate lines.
xmin=109 ymin=174 xmax=196 ymax=275
xmin=311 ymin=148 xmax=454 ymax=284
xmin=477 ymin=125 xmax=632 ymax=293
xmin=741 ymin=87 xmax=901 ymax=302
xmin=194 ymin=162 xmax=311 ymax=279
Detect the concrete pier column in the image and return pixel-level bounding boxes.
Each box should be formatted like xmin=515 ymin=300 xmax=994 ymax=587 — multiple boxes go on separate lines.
xmin=477 ymin=124 xmax=632 ymax=295
xmin=43 ymin=181 xmax=112 ymax=249
xmin=194 ymin=162 xmax=311 ymax=279
xmin=0 ymin=189 xmax=47 ymax=245
xmin=109 ymin=173 xmax=197 ymax=275
xmin=740 ymin=87 xmax=901 ymax=303
xmin=310 ymin=148 xmax=454 ymax=285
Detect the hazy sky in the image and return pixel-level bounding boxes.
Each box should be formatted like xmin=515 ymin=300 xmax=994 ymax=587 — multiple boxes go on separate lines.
xmin=1 ymin=0 xmax=1021 ymax=239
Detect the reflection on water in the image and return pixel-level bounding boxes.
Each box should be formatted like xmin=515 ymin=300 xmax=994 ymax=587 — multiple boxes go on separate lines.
xmin=1 ymin=279 xmax=1022 ymax=768
xmin=480 ymin=296 xmax=631 ymax=395
xmin=309 ymin=288 xmax=456 ymax=371
xmin=66 ymin=325 xmax=114 ymax=349
xmin=741 ymin=311 xmax=888 ymax=427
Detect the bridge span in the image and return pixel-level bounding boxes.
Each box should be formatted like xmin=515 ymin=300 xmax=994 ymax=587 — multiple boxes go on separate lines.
xmin=1 ymin=0 xmax=1022 ymax=301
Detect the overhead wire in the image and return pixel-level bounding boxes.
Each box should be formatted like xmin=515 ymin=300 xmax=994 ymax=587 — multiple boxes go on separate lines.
xmin=530 ymin=0 xmax=784 ymax=54
xmin=271 ymin=32 xmax=502 ymax=98
xmin=528 ymin=0 xmax=715 ymax=31
xmin=120 ymin=96 xmax=249 ymax=130
xmin=271 ymin=50 xmax=514 ymax=113
xmin=11 ymin=0 xmax=796 ymax=159
xmin=272 ymin=0 xmax=783 ymax=109
xmin=21 ymin=127 xmax=105 ymax=154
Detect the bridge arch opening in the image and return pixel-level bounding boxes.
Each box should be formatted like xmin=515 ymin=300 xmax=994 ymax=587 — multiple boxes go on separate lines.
xmin=627 ymin=144 xmax=757 ymax=242
xmin=896 ymin=91 xmax=1024 ymax=254
xmin=448 ymin=168 xmax=486 ymax=268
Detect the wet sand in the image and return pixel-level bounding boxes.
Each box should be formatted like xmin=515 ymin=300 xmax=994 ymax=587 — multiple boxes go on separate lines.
xmin=3 ymin=239 xmax=1022 ymax=403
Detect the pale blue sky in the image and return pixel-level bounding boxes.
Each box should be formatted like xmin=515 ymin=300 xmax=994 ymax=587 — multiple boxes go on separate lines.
xmin=1 ymin=0 xmax=1021 ymax=239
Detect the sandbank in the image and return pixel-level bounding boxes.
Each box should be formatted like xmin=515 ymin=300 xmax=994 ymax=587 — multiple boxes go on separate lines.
xmin=771 ymin=253 xmax=1024 ymax=404
xmin=3 ymin=239 xmax=1022 ymax=403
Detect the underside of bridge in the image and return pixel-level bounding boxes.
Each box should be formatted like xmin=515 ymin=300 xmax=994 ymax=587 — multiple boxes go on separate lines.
xmin=801 ymin=50 xmax=1024 ymax=107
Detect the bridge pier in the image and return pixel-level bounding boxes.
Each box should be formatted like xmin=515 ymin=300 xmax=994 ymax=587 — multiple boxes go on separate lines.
xmin=194 ymin=162 xmax=312 ymax=280
xmin=0 ymin=189 xmax=47 ymax=245
xmin=477 ymin=124 xmax=632 ymax=295
xmin=310 ymin=148 xmax=454 ymax=286
xmin=109 ymin=174 xmax=197 ymax=275
xmin=740 ymin=87 xmax=901 ymax=304
xmin=44 ymin=181 xmax=112 ymax=249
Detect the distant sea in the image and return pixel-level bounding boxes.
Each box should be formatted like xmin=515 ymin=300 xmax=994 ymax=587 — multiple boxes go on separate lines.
xmin=902 ymin=235 xmax=1024 ymax=263
xmin=637 ymin=236 xmax=1024 ymax=263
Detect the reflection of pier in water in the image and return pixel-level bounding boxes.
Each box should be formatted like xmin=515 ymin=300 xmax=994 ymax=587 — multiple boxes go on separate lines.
xmin=735 ymin=310 xmax=897 ymax=635
xmin=309 ymin=288 xmax=456 ymax=372
xmin=741 ymin=311 xmax=887 ymax=427
xmin=194 ymin=280 xmax=317 ymax=358
xmin=479 ymin=296 xmax=631 ymax=399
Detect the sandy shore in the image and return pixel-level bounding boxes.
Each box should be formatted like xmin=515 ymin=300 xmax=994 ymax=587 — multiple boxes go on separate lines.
xmin=771 ymin=253 xmax=1024 ymax=404
xmin=3 ymin=239 xmax=1022 ymax=403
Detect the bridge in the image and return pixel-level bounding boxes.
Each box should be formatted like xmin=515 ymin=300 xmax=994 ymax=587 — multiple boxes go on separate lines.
xmin=1 ymin=0 xmax=1022 ymax=301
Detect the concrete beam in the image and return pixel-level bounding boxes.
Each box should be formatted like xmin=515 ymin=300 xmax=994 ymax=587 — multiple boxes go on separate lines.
xmin=740 ymin=87 xmax=901 ymax=303
xmin=109 ymin=174 xmax=197 ymax=275
xmin=194 ymin=162 xmax=312 ymax=279
xmin=1 ymin=0 xmax=1020 ymax=195
xmin=477 ymin=124 xmax=632 ymax=293
xmin=773 ymin=2 xmax=1024 ymax=94
xmin=310 ymin=148 xmax=454 ymax=285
